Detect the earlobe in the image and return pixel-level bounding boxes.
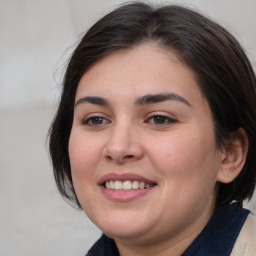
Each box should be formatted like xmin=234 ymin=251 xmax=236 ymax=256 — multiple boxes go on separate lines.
xmin=217 ymin=128 xmax=248 ymax=184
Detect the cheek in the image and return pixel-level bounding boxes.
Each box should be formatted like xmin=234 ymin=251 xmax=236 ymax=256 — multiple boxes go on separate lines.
xmin=148 ymin=130 xmax=220 ymax=216
xmin=68 ymin=131 xmax=102 ymax=183
xmin=68 ymin=130 xmax=106 ymax=213
xmin=147 ymin=128 xmax=219 ymax=181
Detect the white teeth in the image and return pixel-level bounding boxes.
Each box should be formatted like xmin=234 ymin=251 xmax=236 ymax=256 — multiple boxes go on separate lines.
xmin=114 ymin=181 xmax=123 ymax=190
xmin=110 ymin=181 xmax=115 ymax=189
xmin=139 ymin=181 xmax=145 ymax=189
xmin=104 ymin=180 xmax=154 ymax=190
xmin=106 ymin=181 xmax=110 ymax=189
xmin=132 ymin=181 xmax=140 ymax=189
xmin=123 ymin=181 xmax=132 ymax=190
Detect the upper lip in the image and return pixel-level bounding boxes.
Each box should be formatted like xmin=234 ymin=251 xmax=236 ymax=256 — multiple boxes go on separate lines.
xmin=98 ymin=173 xmax=157 ymax=185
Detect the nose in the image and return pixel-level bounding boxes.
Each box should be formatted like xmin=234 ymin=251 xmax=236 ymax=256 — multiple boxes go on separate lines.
xmin=103 ymin=124 xmax=143 ymax=163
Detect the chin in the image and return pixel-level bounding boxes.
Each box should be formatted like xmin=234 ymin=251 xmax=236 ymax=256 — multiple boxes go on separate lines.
xmin=94 ymin=213 xmax=155 ymax=241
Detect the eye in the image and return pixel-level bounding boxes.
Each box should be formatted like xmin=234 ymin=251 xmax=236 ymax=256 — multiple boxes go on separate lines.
xmin=146 ymin=115 xmax=177 ymax=125
xmin=82 ymin=116 xmax=110 ymax=126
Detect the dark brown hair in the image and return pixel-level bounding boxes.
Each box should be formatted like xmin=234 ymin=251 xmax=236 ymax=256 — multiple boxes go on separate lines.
xmin=49 ymin=2 xmax=256 ymax=209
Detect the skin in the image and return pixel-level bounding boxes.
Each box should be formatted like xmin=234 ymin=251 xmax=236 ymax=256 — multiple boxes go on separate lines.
xmin=68 ymin=44 xmax=244 ymax=255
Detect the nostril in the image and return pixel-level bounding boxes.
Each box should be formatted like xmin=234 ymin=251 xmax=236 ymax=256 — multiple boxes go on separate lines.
xmin=125 ymin=155 xmax=134 ymax=159
xmin=105 ymin=154 xmax=134 ymax=162
xmin=106 ymin=155 xmax=113 ymax=161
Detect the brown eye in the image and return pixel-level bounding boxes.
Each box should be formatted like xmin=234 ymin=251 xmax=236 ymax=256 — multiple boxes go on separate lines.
xmin=90 ymin=117 xmax=105 ymax=125
xmin=147 ymin=115 xmax=176 ymax=125
xmin=82 ymin=116 xmax=110 ymax=126
xmin=153 ymin=116 xmax=167 ymax=124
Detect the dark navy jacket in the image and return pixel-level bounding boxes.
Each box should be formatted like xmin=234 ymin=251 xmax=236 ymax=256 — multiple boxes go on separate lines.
xmin=86 ymin=204 xmax=249 ymax=256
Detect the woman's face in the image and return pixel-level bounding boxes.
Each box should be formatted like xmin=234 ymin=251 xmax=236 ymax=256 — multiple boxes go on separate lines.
xmin=69 ymin=44 xmax=223 ymax=246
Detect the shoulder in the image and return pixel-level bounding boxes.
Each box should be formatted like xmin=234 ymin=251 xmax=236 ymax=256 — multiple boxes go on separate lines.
xmin=231 ymin=212 xmax=256 ymax=256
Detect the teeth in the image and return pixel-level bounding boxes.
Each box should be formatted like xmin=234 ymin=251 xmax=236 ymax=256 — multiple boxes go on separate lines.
xmin=104 ymin=180 xmax=154 ymax=190
xmin=139 ymin=181 xmax=145 ymax=189
xmin=123 ymin=181 xmax=132 ymax=190
xmin=110 ymin=181 xmax=115 ymax=189
xmin=106 ymin=181 xmax=110 ymax=189
xmin=132 ymin=181 xmax=140 ymax=189
xmin=145 ymin=184 xmax=151 ymax=189
xmin=114 ymin=181 xmax=123 ymax=190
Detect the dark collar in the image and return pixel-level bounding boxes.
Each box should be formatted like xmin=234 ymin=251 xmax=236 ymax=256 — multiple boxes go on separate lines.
xmin=86 ymin=204 xmax=249 ymax=256
xmin=86 ymin=233 xmax=119 ymax=256
xmin=182 ymin=204 xmax=249 ymax=256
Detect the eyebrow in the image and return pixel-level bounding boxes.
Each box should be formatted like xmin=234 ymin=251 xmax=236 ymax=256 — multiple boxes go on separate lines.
xmin=75 ymin=92 xmax=191 ymax=108
xmin=135 ymin=93 xmax=191 ymax=107
xmin=75 ymin=96 xmax=110 ymax=107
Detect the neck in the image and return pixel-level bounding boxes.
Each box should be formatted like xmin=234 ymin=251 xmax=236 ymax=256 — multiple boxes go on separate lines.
xmin=115 ymin=200 xmax=215 ymax=256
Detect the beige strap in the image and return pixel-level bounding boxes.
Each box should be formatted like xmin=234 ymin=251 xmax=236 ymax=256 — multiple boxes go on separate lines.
xmin=230 ymin=213 xmax=256 ymax=256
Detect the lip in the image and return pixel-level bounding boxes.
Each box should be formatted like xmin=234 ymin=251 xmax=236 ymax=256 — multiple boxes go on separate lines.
xmin=98 ymin=172 xmax=157 ymax=202
xmin=100 ymin=186 xmax=155 ymax=201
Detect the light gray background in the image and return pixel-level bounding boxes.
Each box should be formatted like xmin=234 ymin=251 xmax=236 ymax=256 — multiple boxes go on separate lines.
xmin=1 ymin=0 xmax=256 ymax=255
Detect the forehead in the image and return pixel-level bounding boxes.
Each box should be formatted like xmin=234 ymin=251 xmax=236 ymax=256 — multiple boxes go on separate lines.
xmin=76 ymin=43 xmax=206 ymax=107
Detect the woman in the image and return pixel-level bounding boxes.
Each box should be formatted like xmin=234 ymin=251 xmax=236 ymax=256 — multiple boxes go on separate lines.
xmin=49 ymin=2 xmax=256 ymax=255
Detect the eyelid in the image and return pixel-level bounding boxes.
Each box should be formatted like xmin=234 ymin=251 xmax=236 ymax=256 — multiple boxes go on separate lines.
xmin=81 ymin=113 xmax=111 ymax=126
xmin=145 ymin=113 xmax=178 ymax=126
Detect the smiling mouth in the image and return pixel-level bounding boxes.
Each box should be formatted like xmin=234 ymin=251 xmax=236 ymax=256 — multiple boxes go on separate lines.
xmin=104 ymin=180 xmax=156 ymax=190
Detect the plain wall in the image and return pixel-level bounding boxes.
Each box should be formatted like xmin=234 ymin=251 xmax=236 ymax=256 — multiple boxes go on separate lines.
xmin=1 ymin=0 xmax=255 ymax=255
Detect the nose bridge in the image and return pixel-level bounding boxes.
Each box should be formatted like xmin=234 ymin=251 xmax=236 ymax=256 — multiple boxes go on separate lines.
xmin=104 ymin=118 xmax=142 ymax=162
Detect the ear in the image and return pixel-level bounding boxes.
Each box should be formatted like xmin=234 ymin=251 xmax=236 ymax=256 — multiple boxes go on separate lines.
xmin=217 ymin=128 xmax=248 ymax=184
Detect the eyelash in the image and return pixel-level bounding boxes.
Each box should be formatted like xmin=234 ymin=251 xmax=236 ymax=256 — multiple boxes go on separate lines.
xmin=81 ymin=115 xmax=177 ymax=127
xmin=146 ymin=115 xmax=177 ymax=126
xmin=81 ymin=116 xmax=110 ymax=126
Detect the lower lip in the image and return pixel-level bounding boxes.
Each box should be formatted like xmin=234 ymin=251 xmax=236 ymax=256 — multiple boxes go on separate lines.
xmin=100 ymin=186 xmax=155 ymax=202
